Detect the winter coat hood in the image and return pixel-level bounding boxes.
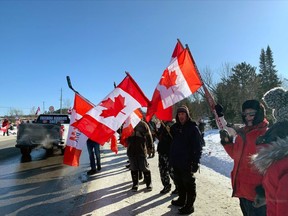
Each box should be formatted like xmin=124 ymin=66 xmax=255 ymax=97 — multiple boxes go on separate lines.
xmin=251 ymin=136 xmax=288 ymax=175
xmin=262 ymin=87 xmax=288 ymax=123
xmin=175 ymin=105 xmax=191 ymax=123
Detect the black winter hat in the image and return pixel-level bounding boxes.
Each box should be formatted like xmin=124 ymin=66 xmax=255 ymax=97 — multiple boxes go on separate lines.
xmin=262 ymin=87 xmax=288 ymax=122
xmin=242 ymin=100 xmax=260 ymax=112
xmin=241 ymin=99 xmax=265 ymax=125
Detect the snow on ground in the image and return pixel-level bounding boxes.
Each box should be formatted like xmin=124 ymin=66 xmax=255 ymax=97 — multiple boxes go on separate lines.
xmin=201 ymin=129 xmax=233 ymax=178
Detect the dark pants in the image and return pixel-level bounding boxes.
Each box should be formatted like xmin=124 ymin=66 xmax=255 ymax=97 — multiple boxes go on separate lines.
xmin=3 ymin=129 xmax=9 ymax=136
xmin=158 ymin=153 xmax=174 ymax=187
xmin=239 ymin=198 xmax=266 ymax=216
xmin=87 ymin=140 xmax=101 ymax=171
xmin=173 ymin=167 xmax=196 ymax=207
xmin=128 ymin=155 xmax=150 ymax=172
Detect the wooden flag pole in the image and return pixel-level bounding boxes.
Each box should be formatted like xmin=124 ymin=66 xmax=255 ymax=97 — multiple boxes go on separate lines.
xmin=159 ymin=120 xmax=173 ymax=138
xmin=184 ymin=45 xmax=224 ymax=130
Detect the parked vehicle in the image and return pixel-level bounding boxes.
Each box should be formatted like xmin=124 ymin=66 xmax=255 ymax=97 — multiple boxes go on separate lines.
xmin=15 ymin=114 xmax=70 ymax=160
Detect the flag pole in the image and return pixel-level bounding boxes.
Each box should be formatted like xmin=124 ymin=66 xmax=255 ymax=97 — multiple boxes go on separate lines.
xmin=160 ymin=120 xmax=173 ymax=138
xmin=184 ymin=45 xmax=224 ymax=130
xmin=66 ymin=76 xmax=96 ymax=107
xmin=177 ymin=38 xmax=184 ymax=47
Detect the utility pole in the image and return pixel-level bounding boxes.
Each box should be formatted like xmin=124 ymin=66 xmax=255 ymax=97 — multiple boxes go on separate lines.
xmin=60 ymin=88 xmax=63 ymax=114
xmin=43 ymin=101 xmax=45 ymax=114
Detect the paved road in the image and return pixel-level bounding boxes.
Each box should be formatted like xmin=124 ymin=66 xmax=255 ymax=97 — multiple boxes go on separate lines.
xmin=0 ymin=133 xmax=16 ymax=141
xmin=72 ymin=144 xmax=242 ymax=216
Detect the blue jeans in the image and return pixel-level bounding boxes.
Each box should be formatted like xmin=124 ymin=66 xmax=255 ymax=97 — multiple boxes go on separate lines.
xmin=87 ymin=139 xmax=101 ymax=170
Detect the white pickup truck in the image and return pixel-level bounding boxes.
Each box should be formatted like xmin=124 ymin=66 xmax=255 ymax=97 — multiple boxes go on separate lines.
xmin=15 ymin=114 xmax=70 ymax=161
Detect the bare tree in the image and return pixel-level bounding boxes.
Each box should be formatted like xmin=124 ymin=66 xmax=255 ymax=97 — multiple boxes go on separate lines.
xmin=63 ymin=98 xmax=72 ymax=109
xmin=8 ymin=108 xmax=24 ymax=116
xmin=30 ymin=106 xmax=37 ymax=115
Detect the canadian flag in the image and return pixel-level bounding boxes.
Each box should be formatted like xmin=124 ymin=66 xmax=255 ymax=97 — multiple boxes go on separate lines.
xmin=0 ymin=127 xmax=6 ymax=132
xmin=110 ymin=133 xmax=118 ymax=154
xmin=146 ymin=41 xmax=202 ymax=122
xmin=120 ymin=108 xmax=143 ymax=147
xmin=63 ymin=93 xmax=93 ymax=166
xmin=73 ymin=73 xmax=149 ymax=145
xmin=171 ymin=39 xmax=185 ymax=60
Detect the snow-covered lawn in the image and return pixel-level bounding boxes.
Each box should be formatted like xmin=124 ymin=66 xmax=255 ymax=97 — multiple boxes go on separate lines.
xmin=201 ymin=129 xmax=233 ymax=177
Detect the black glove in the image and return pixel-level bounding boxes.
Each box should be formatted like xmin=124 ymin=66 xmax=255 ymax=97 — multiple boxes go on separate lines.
xmin=215 ymin=104 xmax=224 ymax=117
xmin=219 ymin=129 xmax=233 ymax=145
xmin=253 ymin=185 xmax=266 ymax=208
xmin=191 ymin=162 xmax=199 ymax=173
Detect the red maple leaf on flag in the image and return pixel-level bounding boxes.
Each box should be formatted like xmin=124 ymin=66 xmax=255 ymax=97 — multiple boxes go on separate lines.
xmin=100 ymin=95 xmax=126 ymax=118
xmin=159 ymin=70 xmax=177 ymax=89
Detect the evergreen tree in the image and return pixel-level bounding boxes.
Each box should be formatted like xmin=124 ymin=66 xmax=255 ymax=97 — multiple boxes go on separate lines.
xmin=258 ymin=46 xmax=281 ymax=96
xmin=259 ymin=48 xmax=266 ymax=76
xmin=214 ymin=62 xmax=261 ymax=123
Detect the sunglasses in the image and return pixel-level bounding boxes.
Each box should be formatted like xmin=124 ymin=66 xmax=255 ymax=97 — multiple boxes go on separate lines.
xmin=242 ymin=111 xmax=257 ymax=117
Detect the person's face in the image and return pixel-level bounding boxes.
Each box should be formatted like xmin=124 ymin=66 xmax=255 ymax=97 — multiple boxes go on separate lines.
xmin=178 ymin=112 xmax=188 ymax=125
xmin=243 ymin=108 xmax=257 ymax=126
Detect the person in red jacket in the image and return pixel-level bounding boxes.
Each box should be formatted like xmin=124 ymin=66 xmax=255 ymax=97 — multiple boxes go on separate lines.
xmin=217 ymin=100 xmax=268 ymax=216
xmin=2 ymin=118 xmax=9 ymax=136
xmin=251 ymin=87 xmax=288 ymax=216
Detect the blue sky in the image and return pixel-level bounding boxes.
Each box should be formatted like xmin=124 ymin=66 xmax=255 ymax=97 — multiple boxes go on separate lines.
xmin=0 ymin=0 xmax=287 ymax=116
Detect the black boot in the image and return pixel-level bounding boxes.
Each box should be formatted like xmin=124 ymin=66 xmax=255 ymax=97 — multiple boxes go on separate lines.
xmin=178 ymin=206 xmax=194 ymax=215
xmin=143 ymin=171 xmax=153 ymax=191
xmin=171 ymin=188 xmax=186 ymax=207
xmin=160 ymin=183 xmax=171 ymax=194
xmin=131 ymin=171 xmax=139 ymax=191
xmin=178 ymin=191 xmax=196 ymax=214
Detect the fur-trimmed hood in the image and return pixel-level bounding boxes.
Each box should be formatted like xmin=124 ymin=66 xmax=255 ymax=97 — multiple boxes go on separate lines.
xmin=251 ymin=137 xmax=288 ymax=174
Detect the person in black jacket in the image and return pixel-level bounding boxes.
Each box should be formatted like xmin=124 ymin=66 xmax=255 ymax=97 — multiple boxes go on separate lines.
xmin=127 ymin=120 xmax=154 ymax=192
xmin=155 ymin=119 xmax=177 ymax=194
xmin=170 ymin=105 xmax=203 ymax=215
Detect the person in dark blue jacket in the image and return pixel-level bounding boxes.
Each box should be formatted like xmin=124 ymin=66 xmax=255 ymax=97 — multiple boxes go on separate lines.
xmin=170 ymin=105 xmax=203 ymax=215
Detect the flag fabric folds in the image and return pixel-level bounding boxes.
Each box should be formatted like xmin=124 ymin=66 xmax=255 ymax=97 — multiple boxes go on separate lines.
xmin=146 ymin=41 xmax=183 ymax=122
xmin=110 ymin=133 xmax=118 ymax=154
xmin=120 ymin=108 xmax=143 ymax=147
xmin=146 ymin=41 xmax=203 ymax=122
xmin=171 ymin=39 xmax=184 ymax=60
xmin=63 ymin=93 xmax=93 ymax=166
xmin=73 ymin=73 xmax=149 ymax=145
